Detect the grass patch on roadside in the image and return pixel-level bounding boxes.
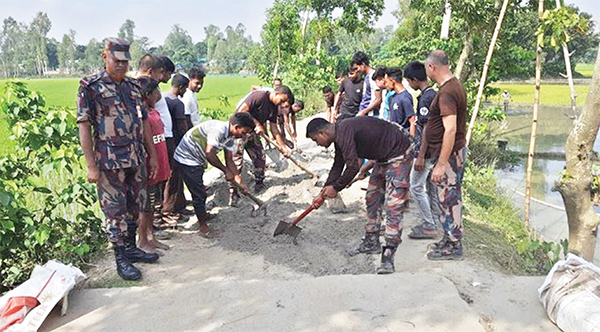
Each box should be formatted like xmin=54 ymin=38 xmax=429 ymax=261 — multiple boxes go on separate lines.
xmin=490 ymin=83 xmax=589 ymax=106
xmin=463 ymin=166 xmax=564 ymax=275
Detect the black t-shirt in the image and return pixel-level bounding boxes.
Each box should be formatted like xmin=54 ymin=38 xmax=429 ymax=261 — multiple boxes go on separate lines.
xmin=325 ymin=116 xmax=411 ymax=191
xmin=240 ymin=90 xmax=278 ymax=125
xmin=416 ymin=87 xmax=436 ymax=126
xmin=164 ymin=94 xmax=187 ymax=140
xmin=337 ymin=77 xmax=364 ymax=120
xmin=389 ymin=90 xmax=414 ymax=129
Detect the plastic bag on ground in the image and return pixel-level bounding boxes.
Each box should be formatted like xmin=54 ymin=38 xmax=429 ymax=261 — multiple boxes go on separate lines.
xmin=538 ymin=253 xmax=600 ymax=332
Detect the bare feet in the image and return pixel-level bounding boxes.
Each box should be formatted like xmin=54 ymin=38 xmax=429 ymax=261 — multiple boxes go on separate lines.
xmin=197 ymin=224 xmax=222 ymax=239
xmin=150 ymin=239 xmax=170 ymax=250
xmin=138 ymin=243 xmax=157 ymax=253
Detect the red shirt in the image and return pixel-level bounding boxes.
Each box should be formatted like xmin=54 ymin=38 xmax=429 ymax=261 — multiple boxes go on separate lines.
xmin=147 ymin=108 xmax=171 ymax=185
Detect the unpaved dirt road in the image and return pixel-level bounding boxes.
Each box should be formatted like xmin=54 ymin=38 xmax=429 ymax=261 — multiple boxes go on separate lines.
xmin=40 ymin=115 xmax=559 ymax=332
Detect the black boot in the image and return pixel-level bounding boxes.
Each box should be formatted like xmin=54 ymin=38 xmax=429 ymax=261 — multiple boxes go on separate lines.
xmin=347 ymin=233 xmax=381 ymax=256
xmin=254 ymin=180 xmax=266 ymax=193
xmin=114 ymin=246 xmax=141 ymax=280
xmin=124 ymin=223 xmax=159 ymax=263
xmin=376 ymin=246 xmax=397 ymax=274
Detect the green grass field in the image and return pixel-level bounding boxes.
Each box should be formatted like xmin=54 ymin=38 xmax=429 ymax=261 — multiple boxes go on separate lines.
xmin=489 ymin=83 xmax=589 ymax=106
xmin=576 ymin=63 xmax=595 ymax=78
xmin=0 ymin=75 xmax=263 ymax=155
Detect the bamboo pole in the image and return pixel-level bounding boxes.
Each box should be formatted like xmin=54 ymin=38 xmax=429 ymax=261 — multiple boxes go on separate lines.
xmin=524 ymin=0 xmax=545 ymax=225
xmin=465 ymin=0 xmax=511 ymax=146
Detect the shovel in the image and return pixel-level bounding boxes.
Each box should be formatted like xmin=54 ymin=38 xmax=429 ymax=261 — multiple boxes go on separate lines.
xmin=261 ymin=134 xmax=316 ymax=178
xmin=230 ymin=181 xmax=268 ymax=216
xmin=273 ymin=203 xmax=317 ymax=239
xmin=0 ymin=270 xmax=56 ymax=330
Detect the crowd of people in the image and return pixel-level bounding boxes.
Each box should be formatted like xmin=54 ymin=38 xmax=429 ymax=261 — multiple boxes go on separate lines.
xmin=77 ymin=37 xmax=466 ymax=280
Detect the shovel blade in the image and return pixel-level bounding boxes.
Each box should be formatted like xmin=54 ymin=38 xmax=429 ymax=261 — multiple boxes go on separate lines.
xmin=273 ymin=220 xmax=302 ymax=238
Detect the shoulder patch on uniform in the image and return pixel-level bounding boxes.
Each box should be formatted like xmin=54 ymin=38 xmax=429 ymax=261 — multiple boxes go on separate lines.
xmin=126 ymin=77 xmax=142 ymax=89
xmin=80 ymin=74 xmax=101 ymax=87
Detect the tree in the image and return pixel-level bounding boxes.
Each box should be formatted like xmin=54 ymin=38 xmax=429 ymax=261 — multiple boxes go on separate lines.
xmin=28 ymin=12 xmax=51 ymax=76
xmin=83 ymin=38 xmax=103 ymax=74
xmin=261 ymin=0 xmax=301 ymax=79
xmin=204 ymin=24 xmax=223 ymax=61
xmin=58 ymin=30 xmax=76 ymax=74
xmin=465 ymin=0 xmax=511 ymax=145
xmin=118 ymin=19 xmax=135 ymax=44
xmin=555 ymin=42 xmax=600 ymax=261
xmin=163 ymin=24 xmax=195 ymax=68
xmin=0 ymin=17 xmax=27 ymax=77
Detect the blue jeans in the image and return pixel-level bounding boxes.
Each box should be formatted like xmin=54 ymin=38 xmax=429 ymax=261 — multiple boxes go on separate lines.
xmin=409 ymin=158 xmax=441 ymax=230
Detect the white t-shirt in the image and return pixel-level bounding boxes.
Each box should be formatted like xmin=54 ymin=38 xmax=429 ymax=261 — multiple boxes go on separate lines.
xmin=180 ymin=88 xmax=201 ymax=126
xmin=155 ymin=95 xmax=173 ymax=138
xmin=173 ymin=120 xmax=236 ymax=167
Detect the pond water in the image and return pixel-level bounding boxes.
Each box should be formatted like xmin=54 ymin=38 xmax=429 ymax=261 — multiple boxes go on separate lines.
xmin=492 ymin=102 xmax=600 ymax=264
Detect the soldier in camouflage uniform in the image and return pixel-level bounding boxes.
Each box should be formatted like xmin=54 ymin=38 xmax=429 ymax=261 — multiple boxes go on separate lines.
xmin=77 ymin=38 xmax=160 ymax=280
xmin=306 ymin=117 xmax=413 ymax=274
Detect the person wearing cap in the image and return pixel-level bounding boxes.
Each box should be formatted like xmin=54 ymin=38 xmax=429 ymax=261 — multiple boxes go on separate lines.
xmin=77 ymin=37 xmax=160 ymax=281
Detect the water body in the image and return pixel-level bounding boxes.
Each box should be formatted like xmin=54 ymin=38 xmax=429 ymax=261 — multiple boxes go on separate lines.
xmin=492 ymin=103 xmax=600 ymax=265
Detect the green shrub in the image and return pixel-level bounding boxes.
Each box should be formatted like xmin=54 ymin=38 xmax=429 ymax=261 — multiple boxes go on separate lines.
xmin=0 ymin=81 xmax=104 ymax=292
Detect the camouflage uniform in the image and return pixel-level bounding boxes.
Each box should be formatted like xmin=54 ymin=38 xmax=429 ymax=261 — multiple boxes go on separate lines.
xmin=77 ymin=70 xmax=149 ymax=246
xmin=431 ymin=147 xmax=467 ymax=242
xmin=365 ymin=152 xmax=414 ymax=246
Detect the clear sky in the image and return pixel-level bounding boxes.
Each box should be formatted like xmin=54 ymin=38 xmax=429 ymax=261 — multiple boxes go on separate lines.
xmin=1 ymin=0 xmax=598 ymax=46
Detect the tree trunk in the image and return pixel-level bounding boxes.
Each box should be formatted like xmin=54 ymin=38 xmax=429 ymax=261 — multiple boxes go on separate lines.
xmin=555 ymin=0 xmax=578 ymax=116
xmin=524 ymin=0 xmax=544 ymax=225
xmin=454 ymin=32 xmax=473 ymax=83
xmin=440 ymin=1 xmax=452 ymax=39
xmin=465 ymin=0 xmax=511 ymax=145
xmin=555 ymin=43 xmax=600 ymax=261
xmin=301 ymin=10 xmax=310 ymax=40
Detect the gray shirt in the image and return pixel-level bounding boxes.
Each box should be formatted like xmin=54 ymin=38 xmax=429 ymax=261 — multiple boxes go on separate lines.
xmin=174 ymin=120 xmax=236 ymax=167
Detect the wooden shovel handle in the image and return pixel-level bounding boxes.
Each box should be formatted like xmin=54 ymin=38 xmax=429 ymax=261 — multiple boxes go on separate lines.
xmin=261 ymin=134 xmax=316 ymax=178
xmin=230 ymin=181 xmax=264 ymax=206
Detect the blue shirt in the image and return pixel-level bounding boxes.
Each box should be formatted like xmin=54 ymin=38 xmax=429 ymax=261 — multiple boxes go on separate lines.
xmin=389 ymin=90 xmax=414 ymax=129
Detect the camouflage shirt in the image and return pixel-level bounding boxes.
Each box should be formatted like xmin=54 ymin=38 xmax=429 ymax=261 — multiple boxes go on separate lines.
xmin=77 ymin=71 xmax=148 ymax=170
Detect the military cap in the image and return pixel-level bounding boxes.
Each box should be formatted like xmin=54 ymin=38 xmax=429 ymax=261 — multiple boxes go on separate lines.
xmin=104 ymin=37 xmax=131 ymax=61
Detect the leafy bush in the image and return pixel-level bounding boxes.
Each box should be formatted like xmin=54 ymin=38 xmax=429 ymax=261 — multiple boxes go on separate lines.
xmin=0 ymin=81 xmax=104 ymax=292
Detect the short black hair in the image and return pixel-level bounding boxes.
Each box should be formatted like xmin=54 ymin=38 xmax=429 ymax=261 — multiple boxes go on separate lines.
xmin=188 ymin=66 xmax=206 ymax=80
xmin=137 ymin=76 xmax=159 ymax=100
xmin=275 ymin=85 xmax=294 ymax=104
xmin=138 ymin=54 xmax=161 ymax=72
xmin=404 ymin=61 xmax=427 ymax=81
xmin=335 ymin=68 xmax=346 ymax=79
xmin=373 ymin=66 xmax=387 ymax=80
xmin=171 ymin=73 xmax=189 ymax=87
xmin=230 ymin=112 xmax=256 ymax=130
xmin=385 ymin=67 xmax=403 ymax=82
xmin=306 ymin=118 xmax=331 ymax=138
xmin=273 ymin=77 xmax=282 ymax=83
xmin=323 ymin=85 xmax=332 ymax=94
xmin=293 ymin=100 xmax=304 ymax=110
xmin=159 ymin=56 xmax=175 ymax=73
xmin=351 ymin=51 xmax=370 ymax=67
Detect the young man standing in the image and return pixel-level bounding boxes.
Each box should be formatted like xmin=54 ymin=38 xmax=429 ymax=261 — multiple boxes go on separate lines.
xmin=174 ymin=113 xmax=254 ymax=238
xmin=404 ymin=61 xmax=440 ymax=240
xmin=307 ymin=117 xmax=413 ymax=274
xmin=353 ymin=51 xmax=382 ymax=118
xmin=385 ymin=67 xmax=415 ymax=131
xmin=333 ymin=66 xmax=364 ymax=122
xmin=163 ymin=74 xmax=191 ymax=219
xmin=422 ymin=50 xmax=468 ymax=260
xmin=372 ymin=67 xmax=391 ymax=121
xmin=323 ymin=86 xmax=335 ymax=123
xmin=180 ymin=67 xmax=206 ymax=127
xmin=77 ymin=38 xmax=159 ymax=281
xmin=278 ymin=100 xmax=304 ymax=149
xmin=230 ymin=86 xmax=293 ymax=205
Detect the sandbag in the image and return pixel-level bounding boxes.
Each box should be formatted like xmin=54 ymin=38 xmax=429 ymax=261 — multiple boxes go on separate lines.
xmin=538 ymin=253 xmax=600 ymax=332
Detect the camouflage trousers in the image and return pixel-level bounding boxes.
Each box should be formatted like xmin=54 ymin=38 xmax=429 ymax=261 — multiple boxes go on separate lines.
xmin=365 ymin=155 xmax=413 ymax=246
xmin=97 ymin=165 xmax=149 ymax=246
xmin=233 ymin=132 xmax=266 ymax=182
xmin=431 ymin=147 xmax=467 ymax=242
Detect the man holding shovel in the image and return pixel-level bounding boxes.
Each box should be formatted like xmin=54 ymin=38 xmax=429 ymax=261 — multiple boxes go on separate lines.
xmin=173 ymin=113 xmax=255 ymax=238
xmin=230 ymin=86 xmax=294 ymax=206
xmin=306 ymin=117 xmax=413 ymax=274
